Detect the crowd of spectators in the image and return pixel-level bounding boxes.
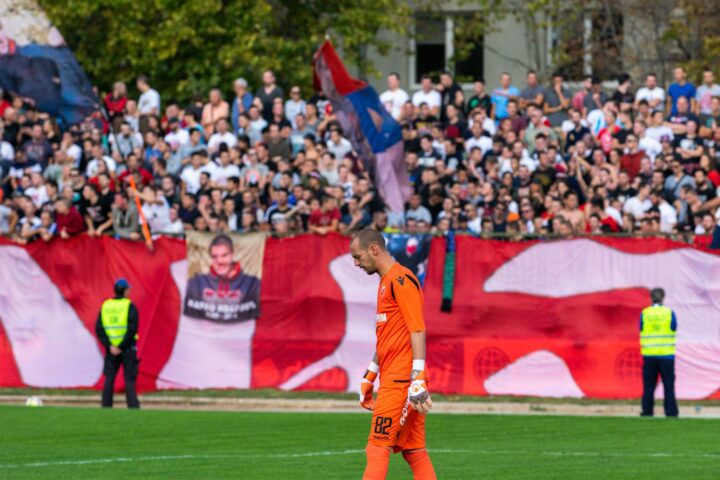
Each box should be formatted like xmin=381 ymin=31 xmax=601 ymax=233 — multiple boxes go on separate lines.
xmin=1 ymin=65 xmax=720 ymax=246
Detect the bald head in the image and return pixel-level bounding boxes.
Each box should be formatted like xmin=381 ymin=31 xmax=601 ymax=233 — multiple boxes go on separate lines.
xmin=350 ymin=228 xmax=391 ymax=275
xmin=352 ymin=228 xmax=387 ymax=251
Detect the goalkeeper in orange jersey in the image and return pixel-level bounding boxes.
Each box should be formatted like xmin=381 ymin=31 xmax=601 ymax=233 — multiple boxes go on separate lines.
xmin=350 ymin=229 xmax=436 ymax=480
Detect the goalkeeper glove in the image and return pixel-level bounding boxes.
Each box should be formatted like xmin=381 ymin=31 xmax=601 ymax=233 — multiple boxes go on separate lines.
xmin=409 ymin=360 xmax=432 ymax=414
xmin=359 ymin=361 xmax=379 ymax=411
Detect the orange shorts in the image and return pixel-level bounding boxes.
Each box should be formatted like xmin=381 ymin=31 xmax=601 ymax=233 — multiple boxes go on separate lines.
xmin=368 ymin=384 xmax=426 ymax=452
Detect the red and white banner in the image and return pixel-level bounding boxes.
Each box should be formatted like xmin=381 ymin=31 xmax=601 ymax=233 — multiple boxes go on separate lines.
xmin=1 ymin=234 xmax=719 ymax=399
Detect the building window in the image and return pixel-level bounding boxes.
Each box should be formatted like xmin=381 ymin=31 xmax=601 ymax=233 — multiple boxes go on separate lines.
xmin=413 ymin=16 xmax=446 ymax=82
xmin=411 ymin=15 xmax=484 ymax=86
xmin=454 ymin=34 xmax=484 ymax=83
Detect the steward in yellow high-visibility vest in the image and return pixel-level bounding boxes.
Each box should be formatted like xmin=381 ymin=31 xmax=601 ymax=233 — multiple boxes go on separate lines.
xmin=640 ymin=287 xmax=678 ymax=417
xmin=95 ymin=278 xmax=140 ymax=409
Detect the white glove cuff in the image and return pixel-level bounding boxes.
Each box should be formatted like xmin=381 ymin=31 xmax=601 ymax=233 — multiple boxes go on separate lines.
xmin=367 ymin=361 xmax=380 ymax=373
xmin=412 ymin=359 xmax=425 ymax=371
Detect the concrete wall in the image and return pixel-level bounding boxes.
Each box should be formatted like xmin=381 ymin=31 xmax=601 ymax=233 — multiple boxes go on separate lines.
xmin=482 ymin=15 xmax=536 ymax=91
xmin=361 ymin=7 xmax=537 ymax=95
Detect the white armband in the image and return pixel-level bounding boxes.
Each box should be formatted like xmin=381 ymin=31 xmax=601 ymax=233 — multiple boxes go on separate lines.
xmin=412 ymin=359 xmax=425 ymax=372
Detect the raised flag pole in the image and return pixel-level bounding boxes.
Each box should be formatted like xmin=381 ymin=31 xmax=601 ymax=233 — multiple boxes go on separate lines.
xmin=128 ymin=176 xmax=154 ymax=251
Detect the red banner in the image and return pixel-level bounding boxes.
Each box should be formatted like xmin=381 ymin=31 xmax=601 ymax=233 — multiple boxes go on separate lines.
xmin=1 ymin=234 xmax=719 ymax=400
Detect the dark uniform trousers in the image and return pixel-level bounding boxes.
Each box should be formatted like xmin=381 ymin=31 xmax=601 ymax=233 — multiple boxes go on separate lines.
xmin=641 ymin=356 xmax=678 ymax=417
xmin=102 ymin=347 xmax=140 ymax=408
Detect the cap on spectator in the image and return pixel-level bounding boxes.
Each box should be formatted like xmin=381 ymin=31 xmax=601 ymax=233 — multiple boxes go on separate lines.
xmin=114 ymin=278 xmax=130 ymax=290
xmin=445 ymin=125 xmax=461 ymax=139
xmin=309 ymin=171 xmax=322 ymax=179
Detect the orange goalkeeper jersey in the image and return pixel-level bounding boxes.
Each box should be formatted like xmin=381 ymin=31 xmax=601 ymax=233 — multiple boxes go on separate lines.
xmin=375 ymin=262 xmax=425 ymax=385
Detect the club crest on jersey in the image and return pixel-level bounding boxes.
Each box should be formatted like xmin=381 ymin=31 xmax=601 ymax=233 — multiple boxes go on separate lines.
xmin=376 ymin=313 xmax=387 ymax=323
xmin=379 ymin=285 xmax=386 ymax=297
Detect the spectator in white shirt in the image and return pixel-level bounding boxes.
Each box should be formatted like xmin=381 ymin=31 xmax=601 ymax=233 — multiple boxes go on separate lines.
xmin=468 ymin=110 xmax=497 ymax=137
xmin=634 ymin=73 xmax=665 ymax=113
xmin=0 ymin=125 xmax=13 ymax=162
xmin=207 ymin=118 xmax=238 ymax=153
xmin=57 ymin=131 xmax=81 ymax=168
xmin=411 ymin=75 xmax=441 ymax=117
xmin=123 ymin=99 xmax=140 ymax=132
xmin=212 ymin=149 xmax=241 ymax=188
xmin=85 ymin=144 xmax=116 ymax=177
xmin=284 ymin=86 xmax=306 ymax=128
xmin=110 ymin=122 xmax=143 ymax=158
xmin=248 ymin=106 xmax=268 ymax=146
xmin=405 ymin=194 xmax=432 ymax=224
xmin=165 ymin=204 xmax=185 ymax=235
xmin=633 ymin=118 xmax=662 ymax=161
xmin=695 ymin=68 xmax=720 ymax=116
xmin=326 ymin=126 xmax=353 ymax=161
xmin=137 ymin=185 xmax=171 ymax=233
xmin=379 ymin=72 xmax=409 ymax=120
xmin=465 ymin=122 xmax=493 ymax=155
xmin=180 ymin=151 xmax=207 ymax=195
xmin=650 ymin=190 xmax=677 ymax=233
xmin=136 ymin=75 xmax=160 ymax=116
xmin=645 ymin=110 xmax=674 ymax=143
xmin=624 ymin=182 xmax=652 ymax=222
xmin=163 ymin=117 xmax=190 ymax=151
xmin=25 ymin=172 xmax=49 ymax=208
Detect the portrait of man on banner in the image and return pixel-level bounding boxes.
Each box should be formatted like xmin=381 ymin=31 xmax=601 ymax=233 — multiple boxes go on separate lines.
xmin=183 ymin=233 xmax=261 ymax=322
xmin=159 ymin=231 xmax=266 ymax=389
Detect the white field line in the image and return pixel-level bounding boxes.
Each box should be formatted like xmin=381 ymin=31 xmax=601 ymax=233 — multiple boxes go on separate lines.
xmin=0 ymin=449 xmax=470 ymax=469
xmin=0 ymin=448 xmax=717 ymax=469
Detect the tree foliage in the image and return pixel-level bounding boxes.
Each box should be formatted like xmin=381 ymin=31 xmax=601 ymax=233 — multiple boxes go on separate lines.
xmin=38 ymin=0 xmax=412 ymax=102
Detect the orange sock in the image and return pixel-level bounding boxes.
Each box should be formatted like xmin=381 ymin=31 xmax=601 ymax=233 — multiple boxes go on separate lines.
xmin=402 ymin=449 xmax=437 ymax=480
xmin=362 ymin=444 xmax=391 ymax=480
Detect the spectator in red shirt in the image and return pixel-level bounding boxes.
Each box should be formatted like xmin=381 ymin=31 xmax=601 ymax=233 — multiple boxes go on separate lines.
xmin=588 ymin=196 xmax=620 ymax=232
xmin=597 ymin=110 xmax=620 ymax=153
xmin=620 ymin=135 xmax=645 ymax=181
xmin=104 ymin=82 xmax=128 ymax=122
xmin=0 ymin=87 xmax=10 ymax=117
xmin=54 ymin=198 xmax=86 ymax=239
xmin=308 ymin=195 xmax=341 ymax=235
xmin=117 ymin=154 xmax=154 ymax=188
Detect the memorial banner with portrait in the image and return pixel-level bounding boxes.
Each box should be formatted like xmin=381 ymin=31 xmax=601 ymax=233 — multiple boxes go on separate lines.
xmin=182 ymin=232 xmax=264 ymax=322
xmin=157 ymin=231 xmax=266 ymax=389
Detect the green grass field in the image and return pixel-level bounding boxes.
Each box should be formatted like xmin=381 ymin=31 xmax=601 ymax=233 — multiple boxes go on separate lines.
xmin=0 ymin=406 xmax=718 ymax=479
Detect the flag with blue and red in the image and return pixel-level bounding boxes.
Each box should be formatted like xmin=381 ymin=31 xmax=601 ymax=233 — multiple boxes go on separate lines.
xmin=314 ymin=40 xmax=410 ymax=212
xmin=0 ymin=8 xmax=99 ymax=126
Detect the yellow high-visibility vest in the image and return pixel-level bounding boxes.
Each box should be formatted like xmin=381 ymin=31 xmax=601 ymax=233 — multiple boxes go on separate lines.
xmin=101 ymin=298 xmax=131 ymax=347
xmin=640 ymin=305 xmax=676 ymax=357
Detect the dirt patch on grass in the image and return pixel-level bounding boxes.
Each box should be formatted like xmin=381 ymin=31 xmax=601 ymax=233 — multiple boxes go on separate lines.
xmin=3 ymin=394 xmax=719 ymax=418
